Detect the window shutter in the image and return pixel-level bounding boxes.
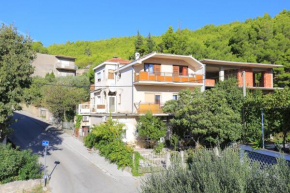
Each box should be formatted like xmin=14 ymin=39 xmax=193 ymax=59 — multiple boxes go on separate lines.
xmin=154 ymin=64 xmax=161 ymax=75
xmin=173 ymin=65 xmax=179 ymax=76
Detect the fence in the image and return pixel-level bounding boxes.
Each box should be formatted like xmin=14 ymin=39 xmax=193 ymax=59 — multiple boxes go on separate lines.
xmin=137 ymin=146 xmax=290 ymax=174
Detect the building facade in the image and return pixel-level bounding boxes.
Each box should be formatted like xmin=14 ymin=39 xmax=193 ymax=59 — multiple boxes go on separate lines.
xmin=31 ymin=53 xmax=78 ymax=77
xmin=77 ymin=52 xmax=282 ymax=147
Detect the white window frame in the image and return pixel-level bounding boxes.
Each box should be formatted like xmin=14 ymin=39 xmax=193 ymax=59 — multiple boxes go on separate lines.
xmin=97 ymin=72 xmax=101 ymax=82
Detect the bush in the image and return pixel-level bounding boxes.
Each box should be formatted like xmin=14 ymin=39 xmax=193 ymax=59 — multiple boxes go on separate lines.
xmin=154 ymin=143 xmax=164 ymax=154
xmin=84 ymin=117 xmax=143 ymax=175
xmin=141 ymin=148 xmax=290 ymax=193
xmin=0 ymin=144 xmax=41 ymax=184
xmin=137 ymin=112 xmax=167 ymax=147
xmin=84 ymin=132 xmax=97 ymax=148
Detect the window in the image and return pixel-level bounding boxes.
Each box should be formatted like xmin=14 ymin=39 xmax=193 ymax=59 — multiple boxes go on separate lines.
xmin=179 ymin=66 xmax=188 ymax=76
xmin=97 ymin=72 xmax=101 ymax=82
xmin=144 ymin=64 xmax=154 ymax=74
xmin=172 ymin=95 xmax=178 ymax=100
xmin=108 ymin=69 xmax=114 ymax=79
xmin=103 ymin=70 xmax=105 ymax=80
xmin=155 ymin=95 xmax=161 ymax=105
xmin=173 ymin=65 xmax=188 ymax=76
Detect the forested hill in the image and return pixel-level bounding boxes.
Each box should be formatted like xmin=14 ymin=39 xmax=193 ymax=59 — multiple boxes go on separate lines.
xmin=34 ymin=10 xmax=290 ymax=86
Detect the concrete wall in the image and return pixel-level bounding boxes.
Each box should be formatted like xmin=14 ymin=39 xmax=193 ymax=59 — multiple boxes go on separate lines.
xmin=116 ymin=67 xmax=133 ymax=113
xmin=31 ymin=53 xmax=76 ymax=77
xmin=21 ymin=104 xmax=53 ymax=122
xmin=31 ymin=53 xmax=57 ymax=77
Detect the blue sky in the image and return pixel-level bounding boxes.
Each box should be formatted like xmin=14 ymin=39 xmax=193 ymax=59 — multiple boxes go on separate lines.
xmin=1 ymin=0 xmax=289 ymax=46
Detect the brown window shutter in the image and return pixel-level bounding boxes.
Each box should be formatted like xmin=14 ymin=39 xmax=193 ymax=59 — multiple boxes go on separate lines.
xmin=108 ymin=70 xmax=114 ymax=79
xmin=173 ymin=65 xmax=179 ymax=76
xmin=154 ymin=64 xmax=161 ymax=75
xmin=182 ymin=66 xmax=188 ymax=76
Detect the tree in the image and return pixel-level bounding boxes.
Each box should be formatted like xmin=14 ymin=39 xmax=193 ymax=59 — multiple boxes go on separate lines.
xmin=264 ymin=87 xmax=290 ymax=149
xmin=137 ymin=112 xmax=167 ymax=146
xmin=163 ymin=79 xmax=243 ymax=147
xmin=0 ymin=24 xmax=35 ymax=141
xmin=146 ymin=32 xmax=156 ymax=54
xmin=32 ymin=41 xmax=48 ymax=54
xmin=42 ymin=76 xmax=90 ymax=122
xmin=161 ymin=26 xmax=177 ymax=54
xmin=134 ymin=31 xmax=147 ymax=56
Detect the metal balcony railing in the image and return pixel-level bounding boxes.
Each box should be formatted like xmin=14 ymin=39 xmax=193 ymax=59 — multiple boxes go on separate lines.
xmin=78 ymin=104 xmax=106 ymax=114
xmin=134 ymin=72 xmax=203 ymax=83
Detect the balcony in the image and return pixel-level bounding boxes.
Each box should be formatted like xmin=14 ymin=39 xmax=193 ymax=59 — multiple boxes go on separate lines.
xmin=205 ymin=79 xmax=215 ymax=86
xmin=78 ymin=104 xmax=106 ymax=114
xmin=55 ymin=63 xmax=78 ymax=71
xmin=136 ymin=103 xmax=163 ymax=114
xmin=134 ymin=72 xmax=203 ymax=85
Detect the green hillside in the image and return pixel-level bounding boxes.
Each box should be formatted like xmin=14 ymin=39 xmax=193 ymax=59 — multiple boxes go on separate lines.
xmin=35 ymin=9 xmax=290 ymax=86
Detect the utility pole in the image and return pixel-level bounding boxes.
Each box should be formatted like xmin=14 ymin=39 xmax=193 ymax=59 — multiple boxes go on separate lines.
xmin=242 ymin=70 xmax=246 ymax=97
xmin=261 ymin=109 xmax=265 ymax=149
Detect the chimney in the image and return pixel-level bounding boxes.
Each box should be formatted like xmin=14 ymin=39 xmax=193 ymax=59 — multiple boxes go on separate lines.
xmin=135 ymin=52 xmax=140 ymax=60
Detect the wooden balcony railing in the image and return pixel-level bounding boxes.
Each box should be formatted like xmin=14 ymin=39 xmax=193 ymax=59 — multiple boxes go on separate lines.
xmin=134 ymin=72 xmax=203 ymax=83
xmin=136 ymin=103 xmax=163 ymax=114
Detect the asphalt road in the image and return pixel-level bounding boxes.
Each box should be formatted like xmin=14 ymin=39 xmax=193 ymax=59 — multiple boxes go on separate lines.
xmin=10 ymin=112 xmax=139 ymax=193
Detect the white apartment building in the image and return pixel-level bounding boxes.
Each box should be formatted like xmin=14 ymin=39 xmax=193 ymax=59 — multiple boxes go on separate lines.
xmin=77 ymin=52 xmax=205 ymax=146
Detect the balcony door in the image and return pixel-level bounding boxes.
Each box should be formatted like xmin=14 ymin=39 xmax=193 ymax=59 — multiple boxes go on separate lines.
xmin=145 ymin=63 xmax=161 ymax=75
xmin=108 ymin=96 xmax=116 ymax=113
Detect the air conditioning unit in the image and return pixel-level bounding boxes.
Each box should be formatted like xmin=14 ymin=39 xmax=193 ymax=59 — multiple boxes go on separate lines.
xmin=83 ymin=116 xmax=89 ymax=122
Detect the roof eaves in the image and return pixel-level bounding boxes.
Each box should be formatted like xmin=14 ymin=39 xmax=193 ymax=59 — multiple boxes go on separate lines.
xmin=116 ymin=52 xmax=156 ymax=72
xmin=200 ymin=59 xmax=283 ymax=68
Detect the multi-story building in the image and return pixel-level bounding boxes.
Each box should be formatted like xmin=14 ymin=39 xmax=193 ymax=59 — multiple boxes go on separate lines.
xmin=202 ymin=59 xmax=282 ymax=92
xmin=77 ymin=52 xmax=282 ymax=146
xmin=31 ymin=53 xmax=78 ymax=77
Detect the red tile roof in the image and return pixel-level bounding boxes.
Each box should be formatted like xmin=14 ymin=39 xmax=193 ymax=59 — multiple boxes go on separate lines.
xmin=105 ymin=57 xmax=131 ymax=65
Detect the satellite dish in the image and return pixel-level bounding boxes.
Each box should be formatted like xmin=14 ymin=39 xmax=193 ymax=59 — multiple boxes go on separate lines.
xmin=135 ymin=52 xmax=140 ymax=60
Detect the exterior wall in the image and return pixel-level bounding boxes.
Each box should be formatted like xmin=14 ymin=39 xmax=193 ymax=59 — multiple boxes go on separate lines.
xmin=31 ymin=53 xmax=76 ymax=77
xmin=21 ymin=104 xmax=53 ymax=122
xmin=263 ymin=69 xmax=273 ymax=88
xmin=237 ymin=68 xmax=254 ymax=87
xmin=116 ymin=67 xmax=133 ymax=113
xmin=135 ymin=57 xmax=203 ymax=75
xmin=134 ymin=85 xmax=198 ymax=113
xmin=94 ymin=64 xmax=116 ymax=87
xmin=112 ymin=117 xmax=137 ymax=145
xmin=31 ymin=53 xmax=57 ymax=77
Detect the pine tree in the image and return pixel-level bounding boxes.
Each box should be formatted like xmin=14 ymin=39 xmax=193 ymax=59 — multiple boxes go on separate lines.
xmin=146 ymin=32 xmax=156 ymax=54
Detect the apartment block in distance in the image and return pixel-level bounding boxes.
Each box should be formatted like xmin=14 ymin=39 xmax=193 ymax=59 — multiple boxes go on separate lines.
xmin=31 ymin=53 xmax=78 ymax=77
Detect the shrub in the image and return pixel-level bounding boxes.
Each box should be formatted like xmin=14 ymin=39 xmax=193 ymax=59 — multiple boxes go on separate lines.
xmin=154 ymin=143 xmax=164 ymax=154
xmin=141 ymin=148 xmax=290 ymax=193
xmin=137 ymin=112 xmax=167 ymax=147
xmin=84 ymin=132 xmax=97 ymax=148
xmin=84 ymin=117 xmax=143 ymax=175
xmin=0 ymin=144 xmax=41 ymax=184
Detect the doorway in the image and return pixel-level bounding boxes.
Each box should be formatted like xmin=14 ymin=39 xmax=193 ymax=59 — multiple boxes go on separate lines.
xmin=108 ymin=96 xmax=116 ymax=113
